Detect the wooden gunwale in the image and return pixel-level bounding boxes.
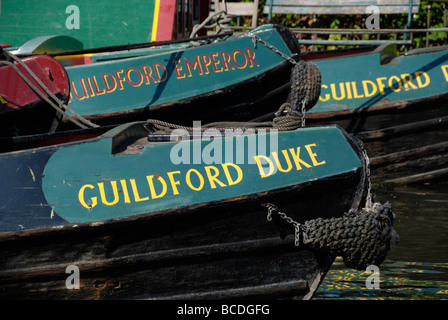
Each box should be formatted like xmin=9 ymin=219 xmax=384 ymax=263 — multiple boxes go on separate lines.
xmin=0 ymin=237 xmax=302 ymax=282
xmin=355 ymin=115 xmax=448 ymax=141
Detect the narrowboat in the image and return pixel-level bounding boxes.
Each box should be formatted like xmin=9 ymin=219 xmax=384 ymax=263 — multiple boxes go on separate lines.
xmin=0 ymin=24 xmax=310 ymax=137
xmin=0 ymin=118 xmax=397 ymax=299
xmin=310 ymin=45 xmax=448 ymax=184
xmin=260 ymin=44 xmax=448 ymax=184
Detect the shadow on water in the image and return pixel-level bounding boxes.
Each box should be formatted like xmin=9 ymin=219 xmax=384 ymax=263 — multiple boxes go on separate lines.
xmin=314 ymin=181 xmax=448 ymax=300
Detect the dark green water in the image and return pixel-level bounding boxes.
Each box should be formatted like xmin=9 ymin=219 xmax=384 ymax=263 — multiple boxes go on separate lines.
xmin=314 ymin=181 xmax=448 ymax=300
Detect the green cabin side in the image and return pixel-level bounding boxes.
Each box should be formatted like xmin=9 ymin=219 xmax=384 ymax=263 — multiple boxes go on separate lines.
xmin=0 ymin=0 xmax=209 ymax=49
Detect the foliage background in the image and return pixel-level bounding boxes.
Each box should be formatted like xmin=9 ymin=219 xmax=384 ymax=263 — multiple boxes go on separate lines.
xmin=234 ymin=0 xmax=448 ymax=49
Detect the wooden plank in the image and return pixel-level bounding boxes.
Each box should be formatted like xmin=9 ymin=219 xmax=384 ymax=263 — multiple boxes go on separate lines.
xmin=149 ymin=280 xmax=310 ymax=299
xmin=370 ymin=141 xmax=448 ymax=167
xmin=216 ymin=2 xmax=258 ymax=16
xmin=383 ymin=168 xmax=448 ymax=184
xmin=214 ymin=1 xmax=259 ymax=28
xmin=298 ymin=39 xmax=412 ymax=45
xmin=355 ymin=116 xmax=448 ymax=142
xmin=265 ymin=6 xmax=419 ymax=15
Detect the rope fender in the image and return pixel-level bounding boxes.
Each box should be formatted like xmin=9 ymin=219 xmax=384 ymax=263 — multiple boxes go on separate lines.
xmin=263 ymin=202 xmax=400 ymax=270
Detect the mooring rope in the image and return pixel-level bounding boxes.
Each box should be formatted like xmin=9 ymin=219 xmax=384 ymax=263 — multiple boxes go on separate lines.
xmin=143 ymin=55 xmax=321 ymax=134
xmin=144 ymin=102 xmax=304 ymax=136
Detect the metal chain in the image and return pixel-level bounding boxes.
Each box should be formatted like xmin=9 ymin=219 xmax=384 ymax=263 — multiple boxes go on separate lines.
xmin=248 ymin=34 xmax=300 ymax=66
xmin=248 ymin=35 xmax=308 ymax=126
xmin=361 ymin=147 xmax=373 ymax=210
xmin=263 ymin=203 xmax=305 ymax=246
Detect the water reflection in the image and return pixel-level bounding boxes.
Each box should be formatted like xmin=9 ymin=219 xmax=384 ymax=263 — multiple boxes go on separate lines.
xmin=315 ymin=181 xmax=448 ymax=300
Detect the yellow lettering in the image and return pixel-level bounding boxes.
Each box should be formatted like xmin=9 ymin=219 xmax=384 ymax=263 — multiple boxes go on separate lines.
xmin=319 ymin=84 xmax=330 ymax=102
xmin=362 ymin=80 xmax=377 ymax=97
xmin=330 ymin=83 xmax=346 ymax=101
xmin=141 ymin=65 xmax=157 ymax=84
xmin=345 ymin=82 xmax=353 ymax=99
xmin=70 ymin=79 xmax=89 ymax=100
xmin=0 ymin=94 xmax=7 ymax=104
xmin=102 ymin=73 xmax=117 ymax=93
xmin=154 ymin=63 xmax=167 ymax=82
xmin=120 ymin=179 xmax=131 ymax=204
xmin=388 ymin=75 xmax=402 ymax=92
xmin=167 ymin=170 xmax=181 ymax=195
xmin=415 ymin=71 xmax=430 ymax=88
xmin=400 ymin=73 xmax=418 ymax=91
xmin=201 ymin=55 xmax=211 ymax=74
xmin=126 ymin=67 xmax=144 ymax=87
xmin=351 ymin=81 xmax=364 ymax=98
xmin=78 ymin=184 xmax=97 ymax=209
xmin=442 ymin=65 xmax=448 ymax=82
xmin=221 ymin=163 xmax=243 ymax=186
xmin=130 ymin=179 xmax=149 ymax=202
xmin=92 ymin=75 xmax=106 ymax=95
xmin=221 ymin=52 xmax=235 ymax=71
xmin=184 ymin=56 xmax=203 ymax=76
xmin=86 ymin=77 xmax=95 ymax=97
xmin=245 ymin=48 xmax=260 ymax=68
xmin=114 ymin=70 xmax=126 ymax=90
xmin=174 ymin=59 xmax=186 ymax=79
xmin=304 ymin=144 xmax=326 ymax=166
xmin=210 ymin=52 xmax=223 ymax=73
xmin=232 ymin=49 xmax=248 ymax=69
xmin=272 ymin=150 xmax=292 ymax=173
xmin=254 ymin=155 xmax=275 ymax=178
xmin=204 ymin=166 xmax=227 ymax=189
xmin=147 ymin=175 xmax=167 ymax=199
xmin=186 ymin=169 xmax=204 ymax=191
xmin=98 ymin=181 xmax=119 ymax=206
xmin=288 ymin=147 xmax=312 ymax=170
xmin=376 ymin=77 xmax=387 ymax=95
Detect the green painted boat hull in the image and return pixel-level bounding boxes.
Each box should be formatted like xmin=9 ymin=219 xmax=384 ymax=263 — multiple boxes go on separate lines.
xmin=61 ymin=25 xmax=300 ymax=126
xmin=0 ymin=123 xmax=364 ymax=231
xmin=0 ymin=123 xmax=368 ymax=299
xmin=310 ymin=45 xmax=448 ymax=113
xmin=2 ymin=25 xmax=303 ymax=136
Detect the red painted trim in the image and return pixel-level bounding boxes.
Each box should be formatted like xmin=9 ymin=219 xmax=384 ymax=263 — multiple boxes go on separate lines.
xmin=0 ymin=55 xmax=69 ymax=113
xmin=155 ymin=0 xmax=176 ymax=41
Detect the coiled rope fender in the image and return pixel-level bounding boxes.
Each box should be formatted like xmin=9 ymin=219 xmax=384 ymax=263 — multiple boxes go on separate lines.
xmin=263 ymin=202 xmax=400 ymax=271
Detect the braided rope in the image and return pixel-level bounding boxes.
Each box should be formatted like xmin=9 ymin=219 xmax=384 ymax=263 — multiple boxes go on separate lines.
xmin=263 ymin=202 xmax=399 ymax=270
